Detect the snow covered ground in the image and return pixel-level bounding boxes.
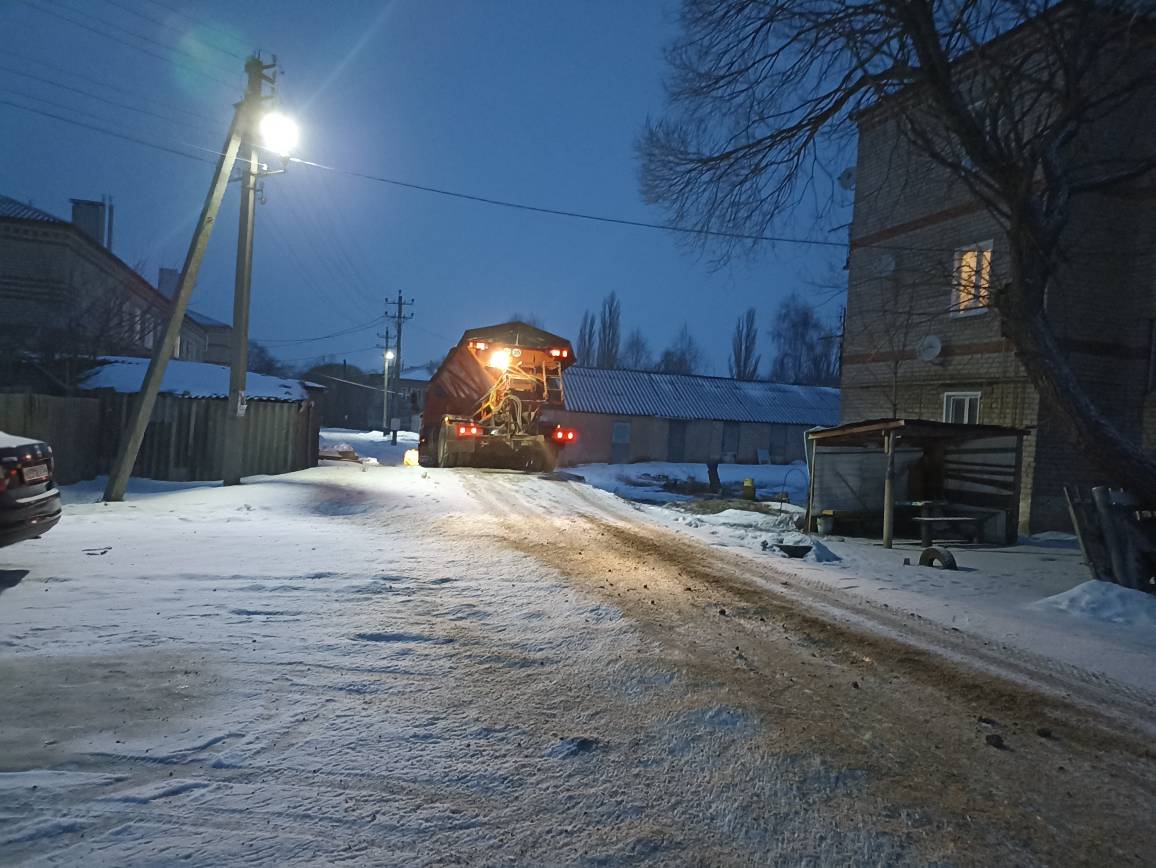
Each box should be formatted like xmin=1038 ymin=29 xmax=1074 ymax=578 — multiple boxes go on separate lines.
xmin=570 ymin=462 xmax=1156 ymax=695
xmin=318 ymin=427 xmax=420 ymax=466
xmin=0 ymin=465 xmax=912 ymax=864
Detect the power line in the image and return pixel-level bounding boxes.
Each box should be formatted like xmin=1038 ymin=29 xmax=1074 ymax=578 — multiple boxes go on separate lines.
xmin=98 ymin=0 xmax=246 ymax=61
xmin=142 ymin=0 xmax=251 ymax=53
xmin=0 ymin=63 xmax=217 ymax=135
xmin=3 ymin=48 xmax=227 ymax=126
xmin=0 ymin=97 xmax=216 ymax=165
xmin=278 ymin=344 xmax=382 ymax=364
xmin=257 ymin=316 xmax=386 ymax=346
xmin=22 ymin=0 xmax=236 ymax=88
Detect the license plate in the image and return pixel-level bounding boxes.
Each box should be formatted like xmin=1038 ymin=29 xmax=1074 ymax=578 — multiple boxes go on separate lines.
xmin=21 ymin=463 xmax=49 ymax=484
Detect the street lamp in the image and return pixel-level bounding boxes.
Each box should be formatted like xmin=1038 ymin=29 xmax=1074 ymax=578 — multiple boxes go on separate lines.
xmin=259 ymin=111 xmax=299 ymax=158
xmin=383 ymin=349 xmax=395 ymax=437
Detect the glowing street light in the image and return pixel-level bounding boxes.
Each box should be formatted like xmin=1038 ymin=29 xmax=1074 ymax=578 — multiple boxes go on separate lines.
xmin=259 ymin=111 xmax=299 ymax=157
xmin=383 ymin=348 xmax=396 ymax=436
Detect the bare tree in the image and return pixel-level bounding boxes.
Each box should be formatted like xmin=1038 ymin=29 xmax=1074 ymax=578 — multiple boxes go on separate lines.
xmin=509 ymin=312 xmax=545 ymax=328
xmin=575 ymin=310 xmax=596 ymax=366
xmin=768 ymin=294 xmax=840 ymax=386
xmin=728 ymin=307 xmax=761 ymax=380
xmin=640 ymin=1 xmax=1156 ymax=499
xmin=621 ymin=327 xmax=654 ymax=369
xmin=596 ymin=291 xmax=622 ymax=369
xmin=656 ymin=323 xmax=704 ymax=374
xmin=248 ymin=341 xmax=289 ymax=377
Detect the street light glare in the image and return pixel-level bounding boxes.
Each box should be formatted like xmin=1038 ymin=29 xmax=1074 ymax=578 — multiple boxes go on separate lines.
xmin=259 ymin=111 xmax=299 ymax=157
xmin=385 ymin=350 xmax=396 ymax=360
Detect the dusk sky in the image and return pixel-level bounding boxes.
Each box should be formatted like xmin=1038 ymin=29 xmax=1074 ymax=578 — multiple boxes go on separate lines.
xmin=1 ymin=0 xmax=849 ymax=374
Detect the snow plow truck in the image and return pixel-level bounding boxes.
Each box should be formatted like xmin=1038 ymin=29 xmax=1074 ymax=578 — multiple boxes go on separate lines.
xmin=418 ymin=321 xmax=578 ymax=471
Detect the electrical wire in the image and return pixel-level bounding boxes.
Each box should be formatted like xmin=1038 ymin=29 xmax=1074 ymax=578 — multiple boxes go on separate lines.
xmin=142 ymin=0 xmax=251 ymax=54
xmin=277 ymin=344 xmax=383 ymax=364
xmin=257 ymin=316 xmax=385 ymax=346
xmin=22 ymin=0 xmax=236 ymax=88
xmin=98 ymin=0 xmax=246 ymax=61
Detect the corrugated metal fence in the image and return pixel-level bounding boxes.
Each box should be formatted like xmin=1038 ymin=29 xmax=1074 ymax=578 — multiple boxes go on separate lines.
xmin=0 ymin=393 xmax=102 ymax=483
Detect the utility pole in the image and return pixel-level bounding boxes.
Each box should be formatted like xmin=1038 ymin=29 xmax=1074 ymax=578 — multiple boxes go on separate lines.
xmin=104 ymin=53 xmax=295 ymax=502
xmin=386 ymin=290 xmax=413 ymax=444
xmin=223 ymin=56 xmax=277 ymax=486
xmin=380 ymin=324 xmax=394 ymax=436
xmin=103 ymin=84 xmax=246 ymax=502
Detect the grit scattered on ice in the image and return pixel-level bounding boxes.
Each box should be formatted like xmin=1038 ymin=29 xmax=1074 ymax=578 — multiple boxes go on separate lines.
xmin=573 ymin=462 xmax=1156 ymax=695
xmin=0 ymin=463 xmax=910 ymax=865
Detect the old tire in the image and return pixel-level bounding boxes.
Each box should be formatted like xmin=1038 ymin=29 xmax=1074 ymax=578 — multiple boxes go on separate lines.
xmin=919 ymin=546 xmax=958 ymax=570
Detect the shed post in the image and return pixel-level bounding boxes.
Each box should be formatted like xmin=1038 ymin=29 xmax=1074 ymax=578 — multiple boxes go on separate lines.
xmin=883 ymin=429 xmax=897 ymax=548
xmin=804 ymin=431 xmax=818 ymax=532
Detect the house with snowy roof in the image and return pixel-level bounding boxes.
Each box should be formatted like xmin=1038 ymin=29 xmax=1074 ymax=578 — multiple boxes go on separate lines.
xmin=553 ymin=367 xmax=839 ymax=466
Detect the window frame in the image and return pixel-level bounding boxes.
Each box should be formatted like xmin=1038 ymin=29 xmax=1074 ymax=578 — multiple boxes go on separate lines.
xmin=950 ymin=240 xmax=993 ymax=318
xmin=943 ymin=391 xmax=981 ymax=425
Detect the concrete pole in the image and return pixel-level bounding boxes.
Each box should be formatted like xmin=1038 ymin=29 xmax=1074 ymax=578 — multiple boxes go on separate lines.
xmin=883 ymin=429 xmax=897 ymax=549
xmin=382 ymin=351 xmax=391 ymax=435
xmin=103 ymin=110 xmax=244 ymax=502
xmin=222 ymin=140 xmax=258 ymax=486
xmin=223 ymin=58 xmax=266 ymax=486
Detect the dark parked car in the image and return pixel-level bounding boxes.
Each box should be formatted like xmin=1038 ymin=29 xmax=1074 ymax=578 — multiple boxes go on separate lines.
xmin=0 ymin=432 xmax=62 ymax=548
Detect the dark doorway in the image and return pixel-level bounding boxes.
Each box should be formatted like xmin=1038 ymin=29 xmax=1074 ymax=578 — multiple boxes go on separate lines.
xmin=667 ymin=420 xmax=687 ymax=461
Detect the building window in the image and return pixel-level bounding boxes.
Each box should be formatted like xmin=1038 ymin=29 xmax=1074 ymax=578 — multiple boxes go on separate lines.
xmin=944 ymin=391 xmax=981 ymax=424
xmin=951 ymin=241 xmax=992 ymax=316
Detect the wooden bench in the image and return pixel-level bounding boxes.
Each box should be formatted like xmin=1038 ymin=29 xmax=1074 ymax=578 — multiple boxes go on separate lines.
xmin=911 ymin=515 xmax=985 ymax=546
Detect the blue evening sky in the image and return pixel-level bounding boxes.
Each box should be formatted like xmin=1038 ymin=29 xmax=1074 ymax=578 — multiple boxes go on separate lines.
xmin=0 ymin=0 xmax=848 ymax=373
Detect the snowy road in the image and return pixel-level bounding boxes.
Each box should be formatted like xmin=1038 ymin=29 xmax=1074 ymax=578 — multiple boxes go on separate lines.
xmin=0 ymin=464 xmax=1153 ymax=865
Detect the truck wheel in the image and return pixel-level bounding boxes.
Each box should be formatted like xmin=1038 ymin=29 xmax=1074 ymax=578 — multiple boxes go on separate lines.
xmin=435 ymin=430 xmax=450 ymax=468
xmin=540 ymin=444 xmax=558 ymax=473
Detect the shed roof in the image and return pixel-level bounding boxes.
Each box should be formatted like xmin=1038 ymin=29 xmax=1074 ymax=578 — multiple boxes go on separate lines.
xmin=0 ymin=194 xmax=65 ymax=224
xmin=562 ymin=367 xmax=839 ymax=426
xmin=81 ymin=356 xmax=315 ymax=402
xmin=808 ymin=417 xmax=1029 ymax=446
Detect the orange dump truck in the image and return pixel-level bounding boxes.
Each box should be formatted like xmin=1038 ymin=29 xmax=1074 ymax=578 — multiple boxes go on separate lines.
xmin=418 ymin=321 xmax=578 ymax=471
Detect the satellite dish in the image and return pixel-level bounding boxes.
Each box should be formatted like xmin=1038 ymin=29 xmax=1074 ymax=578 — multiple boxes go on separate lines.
xmin=837 ymin=167 xmax=857 ymax=190
xmin=917 ymin=335 xmax=943 ymax=363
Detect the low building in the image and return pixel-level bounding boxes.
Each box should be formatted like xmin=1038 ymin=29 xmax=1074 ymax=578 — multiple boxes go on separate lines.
xmin=553 ymin=367 xmax=839 ymax=466
xmin=0 ymin=194 xmax=217 ymax=369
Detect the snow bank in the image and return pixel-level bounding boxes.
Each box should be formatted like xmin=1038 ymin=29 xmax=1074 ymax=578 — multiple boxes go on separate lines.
xmin=318 ymin=428 xmax=420 ymax=466
xmin=571 ymin=461 xmax=809 ymax=505
xmin=82 ymin=356 xmax=309 ymax=401
xmin=1033 ymin=580 xmax=1156 ymax=630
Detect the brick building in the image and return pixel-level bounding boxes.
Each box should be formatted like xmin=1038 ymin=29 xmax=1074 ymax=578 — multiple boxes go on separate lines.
xmin=841 ymin=66 xmax=1156 ymax=532
xmin=0 ymin=194 xmax=218 ymax=369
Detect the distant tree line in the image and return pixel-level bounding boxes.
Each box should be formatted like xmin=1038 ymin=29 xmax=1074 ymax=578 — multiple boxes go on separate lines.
xmin=572 ymin=290 xmax=840 ymax=385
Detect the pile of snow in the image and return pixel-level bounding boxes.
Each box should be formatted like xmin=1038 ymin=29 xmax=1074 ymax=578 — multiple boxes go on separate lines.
xmin=82 ymin=356 xmax=310 ymax=402
xmin=571 ymin=461 xmax=809 ymax=505
xmin=318 ymin=428 xmax=419 ymax=466
xmin=1032 ymin=580 xmax=1156 ymax=630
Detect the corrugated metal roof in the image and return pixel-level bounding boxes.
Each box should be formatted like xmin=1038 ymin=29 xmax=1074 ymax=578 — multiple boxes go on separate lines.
xmin=82 ymin=356 xmax=311 ymax=402
xmin=0 ymin=194 xmax=65 ymax=224
xmin=562 ymin=367 xmax=839 ymax=426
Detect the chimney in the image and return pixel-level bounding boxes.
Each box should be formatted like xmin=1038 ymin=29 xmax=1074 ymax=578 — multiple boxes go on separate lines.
xmin=158 ymin=267 xmax=181 ymax=300
xmin=71 ymin=198 xmax=107 ymax=247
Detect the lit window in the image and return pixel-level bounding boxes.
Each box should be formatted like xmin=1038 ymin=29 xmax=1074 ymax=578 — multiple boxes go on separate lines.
xmin=951 ymin=241 xmax=992 ymax=315
xmin=944 ymin=391 xmax=981 ymax=424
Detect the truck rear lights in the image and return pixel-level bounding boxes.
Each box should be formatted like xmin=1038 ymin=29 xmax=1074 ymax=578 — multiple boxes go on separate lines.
xmin=552 ymin=427 xmax=577 ymax=443
xmin=549 ymin=348 xmax=570 ymax=358
xmin=457 ymin=424 xmax=480 ymax=437
xmin=468 ymin=340 xmax=489 ymax=351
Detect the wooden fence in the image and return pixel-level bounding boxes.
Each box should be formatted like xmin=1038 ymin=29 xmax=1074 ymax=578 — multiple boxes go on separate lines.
xmin=0 ymin=392 xmax=319 ymax=484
